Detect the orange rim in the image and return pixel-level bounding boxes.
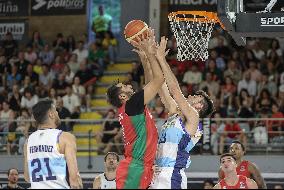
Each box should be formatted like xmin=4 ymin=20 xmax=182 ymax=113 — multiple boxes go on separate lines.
xmin=168 ymin=11 xmax=225 ymax=29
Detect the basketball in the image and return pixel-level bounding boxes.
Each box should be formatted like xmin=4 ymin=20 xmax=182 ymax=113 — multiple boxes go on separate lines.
xmin=124 ymin=20 xmax=148 ymax=43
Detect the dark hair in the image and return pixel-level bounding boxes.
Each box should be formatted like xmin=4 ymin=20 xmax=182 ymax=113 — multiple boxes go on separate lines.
xmin=106 ymin=84 xmax=122 ymax=108
xmin=104 ymin=152 xmax=120 ymax=162
xmin=194 ymin=90 xmax=214 ymax=118
xmin=7 ymin=168 xmax=18 ymax=176
xmin=231 ymin=140 xmax=245 ymax=152
xmin=220 ymin=153 xmax=236 ymax=163
xmin=203 ymin=179 xmax=214 ymax=187
xmin=32 ymin=99 xmax=54 ymax=124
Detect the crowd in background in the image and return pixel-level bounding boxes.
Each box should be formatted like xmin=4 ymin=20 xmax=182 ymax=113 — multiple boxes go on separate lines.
xmin=0 ymin=29 xmax=118 ymax=155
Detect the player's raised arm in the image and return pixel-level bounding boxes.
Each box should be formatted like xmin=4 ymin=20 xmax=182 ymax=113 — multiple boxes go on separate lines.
xmin=133 ymin=48 xmax=177 ymax=115
xmin=59 ymin=132 xmax=82 ymax=189
xmin=156 ymin=36 xmax=199 ymax=136
xmin=130 ymin=29 xmax=164 ymax=105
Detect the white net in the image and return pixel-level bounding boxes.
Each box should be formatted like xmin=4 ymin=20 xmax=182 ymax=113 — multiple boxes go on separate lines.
xmin=169 ymin=13 xmax=216 ymax=61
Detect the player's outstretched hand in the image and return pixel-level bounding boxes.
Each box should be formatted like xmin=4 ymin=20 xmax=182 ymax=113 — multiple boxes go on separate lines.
xmin=156 ymin=36 xmax=169 ymax=60
xmin=130 ymin=28 xmax=157 ymax=55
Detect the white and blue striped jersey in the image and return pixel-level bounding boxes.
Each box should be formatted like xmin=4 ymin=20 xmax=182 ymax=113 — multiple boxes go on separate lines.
xmin=27 ymin=129 xmax=70 ymax=189
xmin=156 ymin=114 xmax=202 ymax=168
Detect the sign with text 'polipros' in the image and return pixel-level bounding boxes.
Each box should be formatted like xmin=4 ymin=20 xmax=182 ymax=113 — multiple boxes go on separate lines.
xmin=168 ymin=0 xmax=217 ymax=12
xmin=0 ymin=19 xmax=29 ymax=42
xmin=31 ymin=0 xmax=86 ymax=16
xmin=0 ymin=0 xmax=29 ymax=17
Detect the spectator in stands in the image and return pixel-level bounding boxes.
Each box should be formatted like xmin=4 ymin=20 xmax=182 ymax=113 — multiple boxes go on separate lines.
xmin=237 ymin=71 xmax=257 ymax=97
xmin=24 ymin=45 xmax=37 ymax=64
xmin=20 ymin=88 xmax=39 ymax=111
xmin=0 ymin=101 xmax=15 ymax=126
xmin=253 ymin=108 xmax=269 ymax=145
xmin=92 ymin=5 xmax=112 ymax=40
xmin=204 ymin=59 xmax=223 ymax=82
xmin=278 ymin=85 xmax=284 ymax=114
xmin=6 ymin=113 xmax=17 ymax=155
xmin=53 ymin=33 xmax=66 ymax=52
xmin=223 ymin=60 xmax=242 ymax=84
xmin=268 ymin=103 xmax=284 ymax=140
xmin=67 ymin=53 xmax=80 ymax=74
xmin=28 ymin=31 xmax=45 ymax=50
xmin=95 ymin=109 xmax=121 ymax=154
xmin=19 ymin=76 xmax=33 ymax=95
xmin=25 ymin=64 xmax=39 ymax=87
xmin=236 ymin=89 xmax=254 ymax=110
xmin=1 ymin=32 xmax=18 ymax=59
xmin=267 ymin=39 xmax=282 ymax=58
xmin=102 ymin=31 xmax=118 ymax=64
xmin=73 ymin=41 xmax=89 ymax=64
xmin=88 ymin=42 xmax=105 ymax=76
xmin=15 ymin=51 xmax=29 ymax=76
xmin=72 ymin=76 xmax=86 ymax=98
xmin=242 ymin=49 xmax=257 ymax=70
xmin=66 ymin=35 xmax=76 ymax=53
xmin=258 ymin=73 xmax=277 ymax=97
xmin=252 ymin=40 xmax=265 ymax=61
xmin=211 ymin=112 xmax=226 ymax=155
xmin=74 ymin=60 xmax=94 ymax=84
xmin=39 ymin=64 xmax=54 ymax=90
xmin=56 ymin=96 xmax=71 ymax=131
xmin=8 ymin=84 xmax=21 ymax=112
xmin=39 ymin=44 xmax=54 ymax=65
xmin=214 ymin=36 xmax=231 ymax=59
xmin=219 ymin=115 xmax=246 ymax=154
xmin=80 ymin=96 xmax=92 ymax=113
xmin=203 ymin=179 xmax=214 ymax=189
xmin=52 ymin=73 xmax=68 ymax=97
xmin=256 ymin=89 xmax=276 ymax=112
xmin=199 ymin=72 xmax=220 ymax=97
xmin=6 ymin=65 xmax=21 ymax=90
xmin=86 ymin=84 xmax=96 ymax=100
xmin=248 ymin=61 xmax=262 ymax=82
xmin=33 ymin=58 xmax=43 ymax=75
xmin=209 ymin=49 xmax=226 ymax=71
xmin=51 ymin=55 xmax=65 ymax=77
xmin=63 ymin=65 xmax=75 ymax=84
xmin=222 ymin=76 xmax=237 ymax=96
xmin=16 ymin=108 xmax=30 ymax=134
xmin=1 ymin=168 xmax=23 ymax=189
xmin=182 ymin=64 xmax=202 ymax=93
xmin=62 ymin=85 xmax=80 ymax=119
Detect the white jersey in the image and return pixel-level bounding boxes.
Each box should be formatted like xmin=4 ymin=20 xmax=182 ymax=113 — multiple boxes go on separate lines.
xmin=27 ymin=129 xmax=70 ymax=189
xmin=151 ymin=114 xmax=202 ymax=189
xmin=98 ymin=173 xmax=116 ymax=189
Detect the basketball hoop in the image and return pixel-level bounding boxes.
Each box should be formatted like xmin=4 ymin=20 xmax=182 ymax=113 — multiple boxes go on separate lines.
xmin=168 ymin=11 xmax=224 ymax=61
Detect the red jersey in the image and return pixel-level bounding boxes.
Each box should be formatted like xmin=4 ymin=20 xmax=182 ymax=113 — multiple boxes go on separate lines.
xmin=118 ymin=103 xmax=158 ymax=166
xmin=220 ymin=175 xmax=249 ymax=189
xmin=221 ymin=160 xmax=252 ymax=178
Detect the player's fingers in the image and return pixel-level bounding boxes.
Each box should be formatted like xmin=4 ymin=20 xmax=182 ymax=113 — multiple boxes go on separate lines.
xmin=165 ymin=49 xmax=170 ymax=56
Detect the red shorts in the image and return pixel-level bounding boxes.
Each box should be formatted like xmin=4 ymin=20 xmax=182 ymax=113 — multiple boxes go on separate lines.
xmin=116 ymin=158 xmax=153 ymax=189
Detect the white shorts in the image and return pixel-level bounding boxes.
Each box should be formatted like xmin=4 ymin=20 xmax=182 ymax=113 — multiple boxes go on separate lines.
xmin=149 ymin=167 xmax=187 ymax=189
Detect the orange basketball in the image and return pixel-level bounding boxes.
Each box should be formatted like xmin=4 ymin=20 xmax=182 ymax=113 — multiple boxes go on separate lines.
xmin=124 ymin=20 xmax=148 ymax=43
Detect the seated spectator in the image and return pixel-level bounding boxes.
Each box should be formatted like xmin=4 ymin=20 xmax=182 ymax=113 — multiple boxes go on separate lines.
xmin=24 ymin=45 xmax=37 ymax=64
xmin=182 ymin=64 xmax=202 ymax=93
xmin=2 ymin=32 xmax=18 ymax=58
xmin=66 ymin=35 xmax=76 ymax=53
xmin=53 ymin=33 xmax=66 ymax=52
xmin=209 ymin=49 xmax=226 ymax=71
xmin=211 ymin=112 xmax=226 ymax=155
xmin=39 ymin=64 xmax=54 ymax=90
xmin=73 ymin=40 xmax=89 ymax=63
xmin=28 ymin=31 xmax=45 ymax=50
xmin=203 ymin=179 xmax=215 ymax=189
xmin=203 ymin=59 xmax=223 ymax=82
xmin=67 ymin=53 xmax=80 ymax=74
xmin=74 ymin=60 xmax=95 ymax=84
xmin=48 ymin=88 xmax=57 ymax=105
xmin=268 ymin=103 xmax=284 ymax=140
xmin=267 ymin=39 xmax=282 ymax=58
xmin=52 ymin=73 xmax=68 ymax=97
xmin=20 ymin=88 xmax=39 ymax=111
xmin=63 ymin=65 xmax=75 ymax=84
xmin=33 ymin=58 xmax=43 ymax=75
xmin=19 ymin=76 xmax=34 ymax=94
xmin=6 ymin=65 xmax=21 ymax=90
xmin=237 ymin=71 xmax=257 ymax=97
xmin=39 ymin=44 xmax=54 ymax=65
xmin=6 ymin=114 xmax=17 ymax=155
xmin=72 ymin=76 xmax=86 ymax=98
xmin=14 ymin=51 xmax=29 ymax=76
xmin=51 ymin=55 xmax=65 ymax=77
xmin=88 ymin=42 xmax=105 ymax=75
xmin=223 ymin=60 xmax=242 ymax=84
xmin=253 ymin=108 xmax=269 ymax=145
xmin=221 ymin=76 xmax=237 ymax=96
xmin=199 ymin=72 xmax=220 ymax=97
xmin=25 ymin=64 xmax=39 ymax=87
xmin=248 ymin=61 xmax=262 ymax=82
xmin=0 ymin=101 xmax=15 ymax=126
xmin=252 ymin=40 xmax=265 ymax=61
xmin=1 ymin=168 xmax=23 ymax=189
xmin=255 ymin=89 xmax=276 ymax=112
xmin=219 ymin=115 xmax=246 ymax=154
xmin=258 ymin=73 xmax=277 ymax=98
xmin=16 ymin=108 xmax=31 ymax=134
xmin=95 ymin=109 xmax=121 ymax=155
xmin=102 ymin=31 xmax=118 ymax=64
xmin=56 ymin=96 xmax=71 ymax=131
xmin=8 ymin=84 xmax=22 ymax=111
xmin=236 ymin=89 xmax=254 ymax=110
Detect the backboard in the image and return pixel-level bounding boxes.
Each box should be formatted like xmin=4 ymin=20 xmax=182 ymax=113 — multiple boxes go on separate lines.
xmin=217 ymin=0 xmax=284 ymax=46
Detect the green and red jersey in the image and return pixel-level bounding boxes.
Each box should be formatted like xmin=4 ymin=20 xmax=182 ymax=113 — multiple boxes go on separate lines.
xmin=117 ymin=90 xmax=158 ymax=165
